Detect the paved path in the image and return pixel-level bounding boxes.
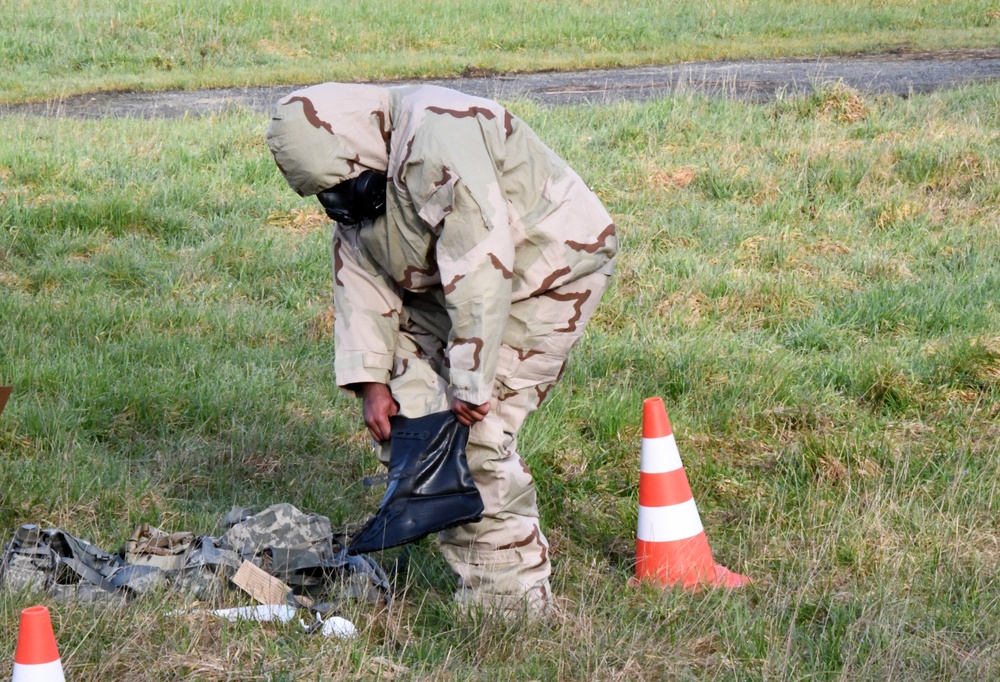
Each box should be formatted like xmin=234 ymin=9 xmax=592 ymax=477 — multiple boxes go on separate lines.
xmin=3 ymin=48 xmax=999 ymax=119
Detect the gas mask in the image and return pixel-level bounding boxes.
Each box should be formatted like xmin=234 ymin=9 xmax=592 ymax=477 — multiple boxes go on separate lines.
xmin=316 ymin=170 xmax=387 ymax=226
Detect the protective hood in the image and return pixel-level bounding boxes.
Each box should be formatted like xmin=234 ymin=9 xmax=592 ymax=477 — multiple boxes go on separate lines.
xmin=265 ymin=83 xmax=391 ymax=197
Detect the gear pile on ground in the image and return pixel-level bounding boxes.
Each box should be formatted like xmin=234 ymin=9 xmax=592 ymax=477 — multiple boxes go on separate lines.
xmin=0 ymin=503 xmax=391 ymax=609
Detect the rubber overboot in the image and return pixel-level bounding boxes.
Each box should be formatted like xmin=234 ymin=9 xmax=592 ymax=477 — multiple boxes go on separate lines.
xmin=347 ymin=411 xmax=484 ymax=555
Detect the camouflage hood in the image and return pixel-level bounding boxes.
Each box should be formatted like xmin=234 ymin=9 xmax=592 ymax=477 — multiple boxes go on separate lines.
xmin=265 ymin=83 xmax=391 ymax=197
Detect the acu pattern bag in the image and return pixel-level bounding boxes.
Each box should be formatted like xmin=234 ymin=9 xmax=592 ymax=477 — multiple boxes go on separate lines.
xmin=0 ymin=524 xmax=160 ymax=602
xmin=1 ymin=503 xmax=391 ymax=605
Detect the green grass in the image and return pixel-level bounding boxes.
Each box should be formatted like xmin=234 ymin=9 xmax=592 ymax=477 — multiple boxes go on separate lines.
xmin=2 ymin=0 xmax=999 ymax=102
xmin=2 ymin=80 xmax=999 ymax=678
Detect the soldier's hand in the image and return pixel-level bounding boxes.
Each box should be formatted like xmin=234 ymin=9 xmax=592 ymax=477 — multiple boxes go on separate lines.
xmin=358 ymin=383 xmax=398 ymax=442
xmin=452 ymin=399 xmax=490 ymax=426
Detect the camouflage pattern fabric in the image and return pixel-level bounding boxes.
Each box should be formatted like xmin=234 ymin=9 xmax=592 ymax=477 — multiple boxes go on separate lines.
xmin=387 ymin=271 xmax=609 ymax=611
xmin=220 ymin=503 xmax=331 ymax=558
xmin=0 ymin=504 xmax=391 ymax=607
xmin=0 ymin=524 xmax=149 ymax=602
xmin=0 ymin=525 xmax=60 ymax=596
xmin=123 ymin=523 xmax=196 ymax=572
xmin=183 ymin=503 xmax=392 ymax=603
xmin=266 ymin=84 xmax=617 ymax=610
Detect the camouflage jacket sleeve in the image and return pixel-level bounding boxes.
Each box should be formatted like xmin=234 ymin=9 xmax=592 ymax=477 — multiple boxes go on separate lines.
xmin=403 ymin=119 xmax=514 ymax=406
xmin=332 ymin=222 xmax=403 ymax=390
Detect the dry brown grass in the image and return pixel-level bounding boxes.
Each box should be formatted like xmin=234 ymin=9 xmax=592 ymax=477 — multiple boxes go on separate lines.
xmin=266 ymin=207 xmax=329 ymax=234
xmin=817 ymin=84 xmax=868 ymax=123
xmin=307 ymin=304 xmax=337 ymax=342
xmin=648 ymin=166 xmax=697 ymax=190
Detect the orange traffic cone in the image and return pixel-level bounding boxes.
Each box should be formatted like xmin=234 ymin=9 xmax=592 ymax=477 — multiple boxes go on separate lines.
xmin=634 ymin=397 xmax=749 ymax=589
xmin=12 ymin=606 xmax=65 ymax=682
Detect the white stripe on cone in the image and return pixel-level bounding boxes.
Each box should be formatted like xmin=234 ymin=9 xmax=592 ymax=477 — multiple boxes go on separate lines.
xmin=12 ymin=659 xmax=66 ymax=682
xmin=637 ymin=497 xmax=705 ymax=543
xmin=640 ymin=433 xmax=683 ymax=473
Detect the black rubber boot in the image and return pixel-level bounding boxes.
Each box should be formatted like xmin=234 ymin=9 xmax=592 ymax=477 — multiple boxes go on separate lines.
xmin=347 ymin=411 xmax=485 ymax=555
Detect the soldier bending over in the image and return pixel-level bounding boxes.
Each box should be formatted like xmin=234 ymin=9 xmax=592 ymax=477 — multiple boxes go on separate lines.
xmin=266 ymin=83 xmax=617 ymax=613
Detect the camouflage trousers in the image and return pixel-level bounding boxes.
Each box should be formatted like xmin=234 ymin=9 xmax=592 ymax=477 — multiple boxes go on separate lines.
xmin=379 ymin=271 xmax=610 ymax=611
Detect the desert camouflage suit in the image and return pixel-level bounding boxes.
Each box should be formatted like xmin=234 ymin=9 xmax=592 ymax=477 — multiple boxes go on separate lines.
xmin=266 ymin=83 xmax=617 ymax=610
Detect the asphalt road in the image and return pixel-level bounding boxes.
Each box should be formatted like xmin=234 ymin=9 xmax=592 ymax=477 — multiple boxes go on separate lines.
xmin=3 ymin=48 xmax=999 ymax=119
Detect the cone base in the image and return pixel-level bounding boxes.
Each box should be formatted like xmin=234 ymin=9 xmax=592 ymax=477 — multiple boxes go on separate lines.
xmin=711 ymin=562 xmax=751 ymax=589
xmin=631 ymin=562 xmax=750 ymax=591
xmin=635 ymin=534 xmax=715 ymax=588
xmin=634 ymin=535 xmax=750 ymax=590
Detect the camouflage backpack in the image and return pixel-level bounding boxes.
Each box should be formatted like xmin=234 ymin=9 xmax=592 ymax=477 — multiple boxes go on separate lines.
xmin=0 ymin=524 xmax=161 ymax=602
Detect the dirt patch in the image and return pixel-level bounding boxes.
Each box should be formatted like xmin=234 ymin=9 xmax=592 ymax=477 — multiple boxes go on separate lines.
xmin=2 ymin=49 xmax=999 ymax=119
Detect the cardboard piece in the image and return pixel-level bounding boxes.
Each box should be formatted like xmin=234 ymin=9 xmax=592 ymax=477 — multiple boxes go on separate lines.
xmin=231 ymin=560 xmax=313 ymax=608
xmin=232 ymin=560 xmax=290 ymax=605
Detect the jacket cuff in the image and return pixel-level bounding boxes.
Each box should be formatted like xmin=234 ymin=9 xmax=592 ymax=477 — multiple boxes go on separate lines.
xmin=335 ymin=353 xmax=393 ymax=391
xmin=450 ymin=371 xmax=494 ymax=406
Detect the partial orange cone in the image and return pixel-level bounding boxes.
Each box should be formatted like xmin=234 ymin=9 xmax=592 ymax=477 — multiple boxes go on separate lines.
xmin=12 ymin=606 xmax=65 ymax=682
xmin=0 ymin=386 xmax=11 ymax=417
xmin=634 ymin=397 xmax=749 ymax=590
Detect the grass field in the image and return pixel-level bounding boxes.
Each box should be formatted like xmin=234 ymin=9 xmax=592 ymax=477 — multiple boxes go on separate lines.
xmin=2 ymin=82 xmax=999 ymax=679
xmin=3 ymin=3 xmax=1000 ymax=679
xmin=2 ymin=0 xmax=1000 ymax=102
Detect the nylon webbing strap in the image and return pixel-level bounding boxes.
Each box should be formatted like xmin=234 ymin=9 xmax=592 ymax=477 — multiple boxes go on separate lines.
xmin=60 ymin=557 xmax=120 ymax=594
